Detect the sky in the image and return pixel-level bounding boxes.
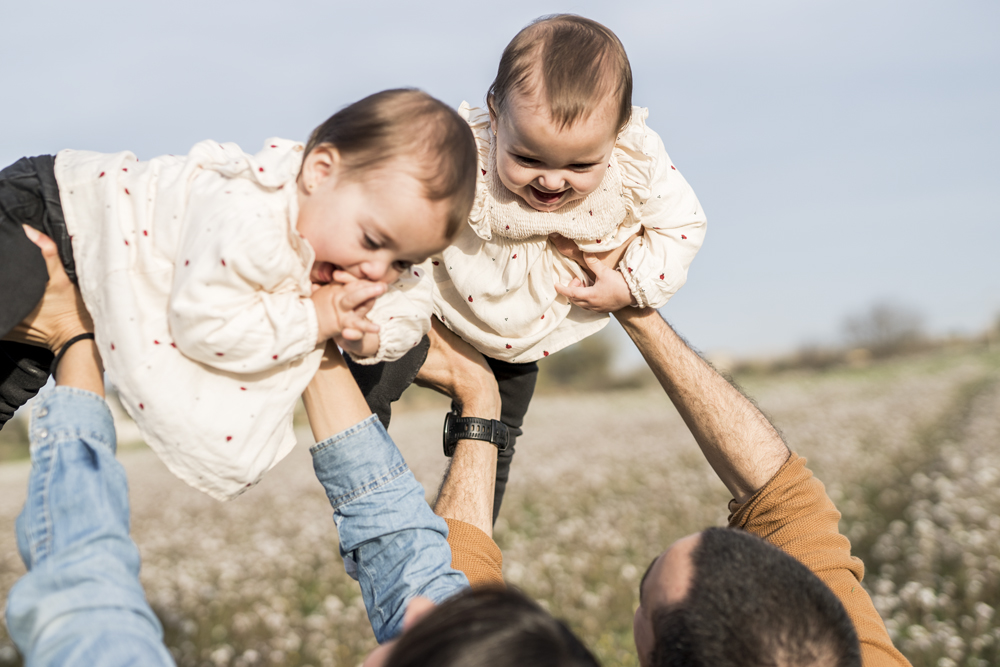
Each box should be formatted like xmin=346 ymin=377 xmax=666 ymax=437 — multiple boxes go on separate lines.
xmin=2 ymin=0 xmax=997 ymax=360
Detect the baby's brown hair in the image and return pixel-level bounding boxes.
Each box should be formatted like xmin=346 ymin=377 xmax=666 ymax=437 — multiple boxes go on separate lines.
xmin=303 ymin=89 xmax=477 ymax=237
xmin=487 ymin=15 xmax=633 ymax=133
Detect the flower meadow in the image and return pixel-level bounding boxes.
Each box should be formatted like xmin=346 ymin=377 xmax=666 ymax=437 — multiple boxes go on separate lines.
xmin=0 ymin=347 xmax=997 ymax=666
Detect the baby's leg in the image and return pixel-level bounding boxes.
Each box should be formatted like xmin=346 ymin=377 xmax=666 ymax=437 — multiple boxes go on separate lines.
xmin=344 ymin=336 xmax=431 ymax=428
xmin=484 ymin=358 xmax=539 ymax=524
xmin=0 ymin=156 xmax=69 ymax=428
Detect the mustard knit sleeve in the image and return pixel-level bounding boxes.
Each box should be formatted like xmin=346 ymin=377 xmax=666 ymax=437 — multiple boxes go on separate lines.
xmin=445 ymin=519 xmax=504 ymax=589
xmin=729 ymin=454 xmax=911 ymax=667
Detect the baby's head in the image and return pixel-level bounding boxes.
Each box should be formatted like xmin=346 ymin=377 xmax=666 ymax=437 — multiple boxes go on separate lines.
xmin=296 ymin=89 xmax=477 ymax=285
xmin=487 ymin=15 xmax=633 ymax=212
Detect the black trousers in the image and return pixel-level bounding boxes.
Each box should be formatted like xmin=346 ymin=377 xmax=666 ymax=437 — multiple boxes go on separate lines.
xmin=0 ymin=156 xmax=73 ymax=429
xmin=345 ymin=336 xmax=538 ymax=524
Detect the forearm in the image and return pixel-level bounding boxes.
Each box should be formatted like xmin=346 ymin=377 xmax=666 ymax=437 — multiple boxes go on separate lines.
xmin=434 ymin=412 xmax=501 ymax=537
xmin=310 ymin=415 xmax=468 ymax=642
xmin=434 ymin=440 xmax=497 ymax=534
xmin=614 ymin=308 xmax=788 ymax=503
xmin=302 ymin=342 xmax=375 ymax=442
xmin=54 ymin=338 xmax=104 ymax=397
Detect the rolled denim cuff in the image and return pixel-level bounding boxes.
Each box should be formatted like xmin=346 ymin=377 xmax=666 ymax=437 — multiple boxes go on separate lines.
xmin=28 ymin=386 xmax=116 ymax=456
xmin=310 ymin=414 xmax=409 ymax=510
xmin=311 ymin=415 xmax=469 ymax=642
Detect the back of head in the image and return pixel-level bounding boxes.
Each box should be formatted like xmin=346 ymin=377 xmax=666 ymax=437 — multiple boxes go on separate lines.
xmin=488 ymin=14 xmax=633 ymax=132
xmin=386 ymin=587 xmax=600 ymax=667
xmin=304 ymin=89 xmax=477 ymax=237
xmin=652 ymin=528 xmax=862 ymax=667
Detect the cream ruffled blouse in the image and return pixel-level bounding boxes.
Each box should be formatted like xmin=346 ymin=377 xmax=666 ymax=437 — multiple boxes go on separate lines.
xmin=55 ymin=140 xmax=430 ymax=500
xmin=420 ymin=103 xmax=707 ymax=363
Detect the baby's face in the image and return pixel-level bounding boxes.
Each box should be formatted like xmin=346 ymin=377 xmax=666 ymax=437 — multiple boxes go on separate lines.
xmin=491 ymin=90 xmax=618 ymax=213
xmin=296 ymin=151 xmax=450 ymax=286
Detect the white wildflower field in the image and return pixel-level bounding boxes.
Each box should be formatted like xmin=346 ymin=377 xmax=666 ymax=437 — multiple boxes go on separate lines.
xmin=0 ymin=347 xmax=997 ymax=666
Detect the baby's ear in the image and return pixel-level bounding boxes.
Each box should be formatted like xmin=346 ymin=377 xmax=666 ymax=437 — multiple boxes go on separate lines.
xmin=301 ymin=144 xmax=342 ymax=190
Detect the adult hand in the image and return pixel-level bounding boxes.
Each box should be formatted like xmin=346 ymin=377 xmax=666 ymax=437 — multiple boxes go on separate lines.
xmin=550 ymin=232 xmax=638 ymax=313
xmin=414 ymin=318 xmax=500 ymax=420
xmin=5 ymin=226 xmax=94 ymax=353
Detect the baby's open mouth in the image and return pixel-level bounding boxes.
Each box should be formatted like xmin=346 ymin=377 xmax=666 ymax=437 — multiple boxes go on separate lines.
xmin=529 ymin=185 xmax=567 ymax=205
xmin=311 ymin=261 xmax=338 ymax=284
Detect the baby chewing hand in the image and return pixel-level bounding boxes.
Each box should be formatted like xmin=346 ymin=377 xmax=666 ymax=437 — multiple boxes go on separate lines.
xmin=310 ymin=277 xmax=385 ymax=345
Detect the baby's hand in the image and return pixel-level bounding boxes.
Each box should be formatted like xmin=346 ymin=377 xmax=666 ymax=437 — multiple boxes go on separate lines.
xmin=310 ymin=276 xmax=385 ymax=345
xmin=335 ymin=330 xmax=381 ymax=358
xmin=553 ymin=255 xmax=635 ymax=313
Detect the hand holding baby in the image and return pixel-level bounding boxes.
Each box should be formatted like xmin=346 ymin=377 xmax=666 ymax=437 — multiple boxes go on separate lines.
xmin=310 ymin=270 xmax=384 ymax=356
xmin=549 ymin=233 xmax=638 ymax=314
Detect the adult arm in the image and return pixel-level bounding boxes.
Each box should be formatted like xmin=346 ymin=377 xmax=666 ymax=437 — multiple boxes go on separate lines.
xmin=614 ymin=307 xmax=789 ymax=503
xmin=5 ymin=230 xmax=173 ymax=666
xmin=415 ymin=319 xmax=506 ymax=588
xmin=616 ymin=307 xmax=910 ymax=666
xmin=303 ymin=343 xmax=469 ymax=643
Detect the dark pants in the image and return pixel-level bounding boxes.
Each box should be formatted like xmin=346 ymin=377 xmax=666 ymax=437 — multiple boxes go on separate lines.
xmin=0 ymin=156 xmax=73 ymax=429
xmin=345 ymin=337 xmax=538 ymax=524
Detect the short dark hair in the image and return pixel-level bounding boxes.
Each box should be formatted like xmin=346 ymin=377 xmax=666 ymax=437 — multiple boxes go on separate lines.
xmin=487 ymin=14 xmax=633 ymax=132
xmin=303 ymin=89 xmax=477 ymax=237
xmin=651 ymin=528 xmax=861 ymax=667
xmin=385 ymin=587 xmax=599 ymax=667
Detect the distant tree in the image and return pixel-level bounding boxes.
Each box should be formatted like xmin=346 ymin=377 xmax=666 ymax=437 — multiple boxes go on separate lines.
xmin=842 ymin=302 xmax=924 ymax=358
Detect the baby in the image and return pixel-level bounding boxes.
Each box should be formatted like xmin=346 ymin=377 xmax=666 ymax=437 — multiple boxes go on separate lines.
xmin=349 ymin=16 xmax=707 ymax=522
xmin=0 ymin=89 xmax=477 ymax=500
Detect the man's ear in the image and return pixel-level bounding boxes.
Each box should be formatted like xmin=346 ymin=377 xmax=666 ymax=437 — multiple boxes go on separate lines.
xmin=300 ymin=144 xmax=341 ymax=193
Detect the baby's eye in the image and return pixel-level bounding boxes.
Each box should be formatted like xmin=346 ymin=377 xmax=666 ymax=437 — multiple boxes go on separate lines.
xmin=514 ymin=155 xmax=539 ymax=166
xmin=362 ymin=235 xmax=380 ymax=250
xmin=569 ymin=163 xmax=597 ymax=171
xmin=392 ymin=260 xmax=413 ymax=272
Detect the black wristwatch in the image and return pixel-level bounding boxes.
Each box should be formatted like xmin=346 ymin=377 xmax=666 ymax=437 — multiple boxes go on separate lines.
xmin=442 ymin=410 xmax=509 ymax=457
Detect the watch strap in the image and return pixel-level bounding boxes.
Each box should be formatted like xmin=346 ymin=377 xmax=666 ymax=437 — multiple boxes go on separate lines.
xmin=443 ymin=412 xmax=509 ymax=457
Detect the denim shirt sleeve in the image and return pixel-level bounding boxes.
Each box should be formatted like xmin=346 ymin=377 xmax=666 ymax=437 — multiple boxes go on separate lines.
xmin=6 ymin=387 xmax=174 ymax=667
xmin=311 ymin=415 xmax=469 ymax=642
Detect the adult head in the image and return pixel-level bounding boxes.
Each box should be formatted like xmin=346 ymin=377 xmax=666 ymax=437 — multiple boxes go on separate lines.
xmin=365 ymin=587 xmax=599 ymax=667
xmin=634 ymin=528 xmax=862 ymax=667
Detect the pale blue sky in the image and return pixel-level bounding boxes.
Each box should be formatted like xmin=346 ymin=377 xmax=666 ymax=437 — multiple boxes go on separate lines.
xmin=2 ymin=0 xmax=997 ymax=357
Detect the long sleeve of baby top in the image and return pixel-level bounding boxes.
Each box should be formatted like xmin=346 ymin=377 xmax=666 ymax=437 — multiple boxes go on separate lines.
xmin=431 ymin=105 xmax=706 ymax=363
xmin=346 ymin=263 xmax=435 ymax=365
xmin=54 ymin=139 xmax=326 ymax=501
